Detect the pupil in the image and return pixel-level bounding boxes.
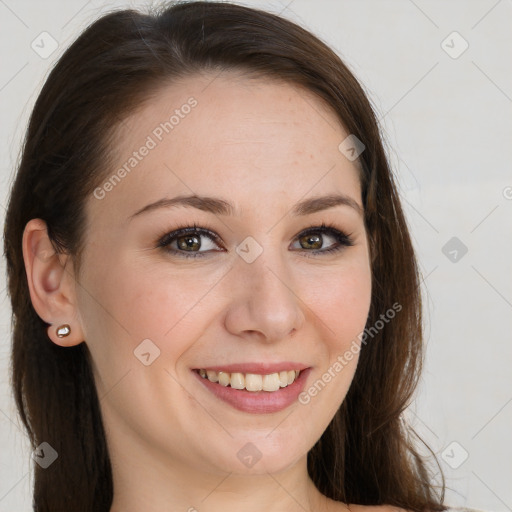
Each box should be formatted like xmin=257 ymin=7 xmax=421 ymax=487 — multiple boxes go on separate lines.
xmin=178 ymin=235 xmax=200 ymax=251
xmin=301 ymin=234 xmax=322 ymax=250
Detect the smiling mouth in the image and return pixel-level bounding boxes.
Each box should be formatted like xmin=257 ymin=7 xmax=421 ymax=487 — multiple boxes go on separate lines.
xmin=194 ymin=368 xmax=302 ymax=392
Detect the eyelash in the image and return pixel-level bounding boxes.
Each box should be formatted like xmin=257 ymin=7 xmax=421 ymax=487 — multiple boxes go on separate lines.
xmin=155 ymin=222 xmax=354 ymax=259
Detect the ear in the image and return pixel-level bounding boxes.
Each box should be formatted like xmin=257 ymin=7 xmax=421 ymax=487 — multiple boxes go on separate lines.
xmin=22 ymin=218 xmax=85 ymax=347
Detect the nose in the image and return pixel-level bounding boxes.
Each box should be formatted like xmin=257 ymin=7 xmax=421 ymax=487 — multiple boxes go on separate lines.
xmin=223 ymin=252 xmax=306 ymax=343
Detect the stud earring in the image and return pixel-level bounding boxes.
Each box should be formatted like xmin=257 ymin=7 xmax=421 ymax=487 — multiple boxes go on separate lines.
xmin=56 ymin=324 xmax=71 ymax=338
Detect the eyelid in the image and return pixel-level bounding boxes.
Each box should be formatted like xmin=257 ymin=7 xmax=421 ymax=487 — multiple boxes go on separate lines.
xmin=289 ymin=224 xmax=354 ymax=253
xmin=156 ymin=222 xmax=354 ymax=258
xmin=156 ymin=225 xmax=225 ymax=254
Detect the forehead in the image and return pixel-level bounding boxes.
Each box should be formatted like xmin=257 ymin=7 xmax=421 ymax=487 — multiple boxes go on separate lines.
xmin=88 ymin=72 xmax=362 ymax=225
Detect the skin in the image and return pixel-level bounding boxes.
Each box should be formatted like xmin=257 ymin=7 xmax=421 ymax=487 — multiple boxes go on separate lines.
xmin=23 ymin=71 xmax=402 ymax=512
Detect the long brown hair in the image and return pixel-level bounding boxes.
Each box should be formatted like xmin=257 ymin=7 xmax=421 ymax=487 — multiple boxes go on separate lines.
xmin=3 ymin=2 xmax=446 ymax=511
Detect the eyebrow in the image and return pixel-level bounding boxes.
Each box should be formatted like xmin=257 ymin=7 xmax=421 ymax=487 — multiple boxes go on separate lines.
xmin=128 ymin=193 xmax=364 ymax=220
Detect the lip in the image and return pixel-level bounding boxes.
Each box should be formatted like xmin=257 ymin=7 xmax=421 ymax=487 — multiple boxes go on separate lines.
xmin=192 ymin=366 xmax=312 ymax=414
xmin=193 ymin=362 xmax=309 ymax=374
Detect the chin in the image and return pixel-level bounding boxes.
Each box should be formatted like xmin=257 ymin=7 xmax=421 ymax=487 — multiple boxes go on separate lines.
xmin=206 ymin=437 xmax=309 ymax=476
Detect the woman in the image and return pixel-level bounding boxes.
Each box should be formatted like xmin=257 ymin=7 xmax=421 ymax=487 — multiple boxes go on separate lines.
xmin=2 ymin=1 xmax=471 ymax=511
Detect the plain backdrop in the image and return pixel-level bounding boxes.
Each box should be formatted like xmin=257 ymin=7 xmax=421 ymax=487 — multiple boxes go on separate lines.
xmin=0 ymin=1 xmax=511 ymax=511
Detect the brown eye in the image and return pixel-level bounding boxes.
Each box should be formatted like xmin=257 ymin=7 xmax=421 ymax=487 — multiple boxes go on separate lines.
xmin=290 ymin=225 xmax=354 ymax=255
xmin=177 ymin=235 xmax=201 ymax=251
xmin=157 ymin=226 xmax=223 ymax=258
xmin=298 ymin=233 xmax=323 ymax=250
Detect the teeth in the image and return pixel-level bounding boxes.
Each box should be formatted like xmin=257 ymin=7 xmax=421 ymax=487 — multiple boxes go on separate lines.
xmin=262 ymin=373 xmax=280 ymax=391
xmin=197 ymin=369 xmax=302 ymax=392
xmin=206 ymin=370 xmax=218 ymax=382
xmin=230 ymin=372 xmax=245 ymax=390
xmin=245 ymin=373 xmax=262 ymax=391
xmin=218 ymin=371 xmax=230 ymax=387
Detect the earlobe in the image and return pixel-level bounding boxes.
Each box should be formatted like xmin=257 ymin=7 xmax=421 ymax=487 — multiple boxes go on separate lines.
xmin=46 ymin=322 xmax=81 ymax=347
xmin=22 ymin=218 xmax=85 ymax=347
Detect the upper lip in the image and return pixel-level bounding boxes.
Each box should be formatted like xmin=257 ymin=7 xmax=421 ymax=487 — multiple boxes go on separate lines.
xmin=193 ymin=362 xmax=310 ymax=374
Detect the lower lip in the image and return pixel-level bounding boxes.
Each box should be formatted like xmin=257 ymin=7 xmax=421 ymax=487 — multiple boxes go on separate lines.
xmin=192 ymin=368 xmax=311 ymax=414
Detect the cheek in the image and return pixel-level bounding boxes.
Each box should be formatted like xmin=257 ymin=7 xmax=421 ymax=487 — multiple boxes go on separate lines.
xmin=78 ymin=239 xmax=371 ymax=389
xmin=77 ymin=254 xmax=226 ymax=376
xmin=293 ymin=266 xmax=371 ymax=430
xmin=301 ymin=259 xmax=372 ymax=347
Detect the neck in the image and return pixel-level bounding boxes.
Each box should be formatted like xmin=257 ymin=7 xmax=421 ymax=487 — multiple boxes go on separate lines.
xmin=108 ymin=435 xmax=336 ymax=512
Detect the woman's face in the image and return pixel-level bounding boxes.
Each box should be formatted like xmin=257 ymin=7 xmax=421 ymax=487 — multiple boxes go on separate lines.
xmin=75 ymin=72 xmax=372 ymax=476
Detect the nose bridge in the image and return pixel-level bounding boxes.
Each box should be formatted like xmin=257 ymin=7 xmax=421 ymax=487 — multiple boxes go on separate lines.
xmin=223 ymin=244 xmax=305 ymax=341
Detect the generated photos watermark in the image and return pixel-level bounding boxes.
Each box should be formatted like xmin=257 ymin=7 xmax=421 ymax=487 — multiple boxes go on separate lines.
xmin=298 ymin=301 xmax=402 ymax=404
xmin=94 ymin=97 xmax=198 ymax=200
